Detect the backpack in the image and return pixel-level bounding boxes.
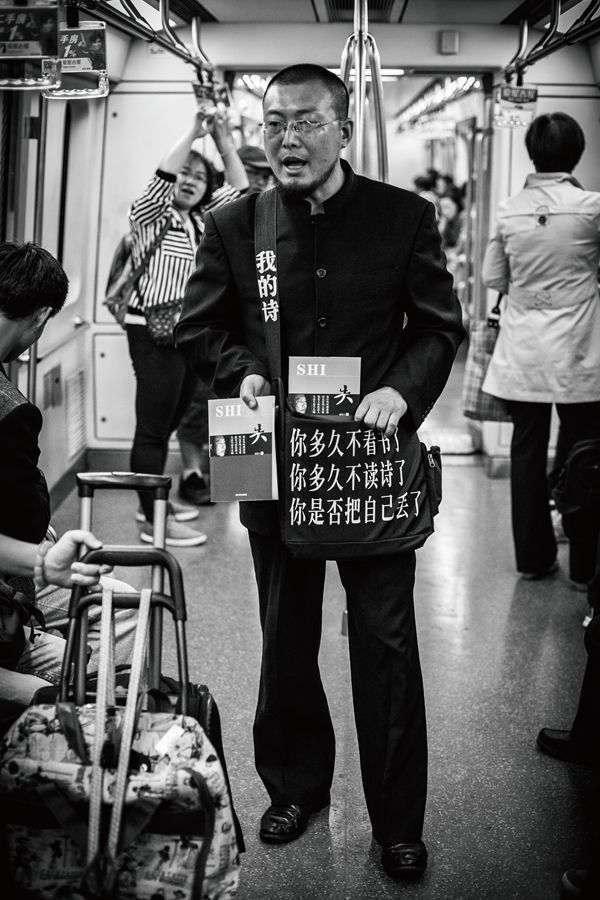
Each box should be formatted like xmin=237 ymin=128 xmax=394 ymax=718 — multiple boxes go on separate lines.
xmin=103 ymin=222 xmax=171 ymax=328
xmin=552 ymin=438 xmax=600 ymax=515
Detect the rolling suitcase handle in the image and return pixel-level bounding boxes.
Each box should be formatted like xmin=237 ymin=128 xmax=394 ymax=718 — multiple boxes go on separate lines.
xmin=75 ymin=472 xmax=172 ymax=689
xmin=61 ymin=547 xmax=190 ymax=708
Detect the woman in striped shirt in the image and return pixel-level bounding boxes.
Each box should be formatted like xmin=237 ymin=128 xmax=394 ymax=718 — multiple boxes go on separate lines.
xmin=125 ymin=110 xmax=248 ymax=546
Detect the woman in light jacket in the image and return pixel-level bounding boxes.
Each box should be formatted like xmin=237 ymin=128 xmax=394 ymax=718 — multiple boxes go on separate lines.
xmin=482 ymin=112 xmax=600 ymax=583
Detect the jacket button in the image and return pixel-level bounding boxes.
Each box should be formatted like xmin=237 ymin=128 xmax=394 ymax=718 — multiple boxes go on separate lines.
xmin=316 ymin=268 xmax=327 ymax=278
xmin=317 ymin=316 xmax=327 ymax=327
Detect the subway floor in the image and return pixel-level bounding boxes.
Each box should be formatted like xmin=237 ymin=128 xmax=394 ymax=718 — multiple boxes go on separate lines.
xmin=51 ymin=353 xmax=599 ymax=900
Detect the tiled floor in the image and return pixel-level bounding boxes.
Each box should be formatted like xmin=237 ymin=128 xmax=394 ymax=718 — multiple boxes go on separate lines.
xmin=50 ymin=349 xmax=599 ymax=900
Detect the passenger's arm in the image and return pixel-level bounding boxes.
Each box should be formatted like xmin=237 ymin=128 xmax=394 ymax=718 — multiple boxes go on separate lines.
xmin=0 ymin=531 xmax=109 ymax=588
xmin=481 ymin=227 xmax=510 ymax=294
xmin=209 ymin=114 xmax=249 ymax=192
xmin=159 ymin=110 xmax=215 ymax=175
xmin=380 ymin=201 xmax=466 ymax=429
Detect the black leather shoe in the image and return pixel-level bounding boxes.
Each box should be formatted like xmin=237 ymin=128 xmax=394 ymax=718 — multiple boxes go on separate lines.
xmin=381 ymin=840 xmax=428 ymax=880
xmin=536 ymin=728 xmax=598 ymax=766
xmin=178 ymin=472 xmax=213 ymax=506
xmin=259 ymin=796 xmax=330 ymax=845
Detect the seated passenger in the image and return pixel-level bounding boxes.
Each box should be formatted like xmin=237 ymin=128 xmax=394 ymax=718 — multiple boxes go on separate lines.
xmin=0 ymin=241 xmax=137 ymax=700
xmin=0 ymin=529 xmax=108 ymax=707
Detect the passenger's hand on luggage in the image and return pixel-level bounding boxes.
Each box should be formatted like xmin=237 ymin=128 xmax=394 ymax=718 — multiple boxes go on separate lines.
xmin=43 ymin=530 xmax=112 ymax=588
xmin=240 ymin=374 xmax=271 ymax=410
xmin=355 ymin=386 xmax=407 ymax=437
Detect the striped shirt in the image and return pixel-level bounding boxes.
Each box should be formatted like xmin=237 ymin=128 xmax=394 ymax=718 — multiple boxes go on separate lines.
xmin=128 ymin=170 xmax=241 ymax=311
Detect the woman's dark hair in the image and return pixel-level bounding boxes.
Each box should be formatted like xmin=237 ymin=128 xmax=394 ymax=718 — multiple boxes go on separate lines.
xmin=187 ymin=149 xmax=217 ymax=209
xmin=525 ymin=112 xmax=585 ymax=173
xmin=264 ymin=64 xmax=349 ymax=120
xmin=0 ymin=241 xmax=68 ymax=320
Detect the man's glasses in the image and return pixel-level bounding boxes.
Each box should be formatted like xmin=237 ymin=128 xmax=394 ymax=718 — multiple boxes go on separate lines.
xmin=260 ymin=119 xmax=340 ymax=138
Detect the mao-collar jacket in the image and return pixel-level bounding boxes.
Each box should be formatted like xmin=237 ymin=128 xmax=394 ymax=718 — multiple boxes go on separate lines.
xmin=176 ymin=161 xmax=465 ymax=531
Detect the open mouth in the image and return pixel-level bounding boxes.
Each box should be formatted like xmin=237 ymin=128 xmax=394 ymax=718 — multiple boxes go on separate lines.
xmin=281 ymin=156 xmax=306 ymax=174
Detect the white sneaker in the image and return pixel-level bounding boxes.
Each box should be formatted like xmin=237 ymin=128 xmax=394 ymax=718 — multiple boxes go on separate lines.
xmin=140 ymin=516 xmax=207 ymax=547
xmin=136 ymin=500 xmax=199 ymax=524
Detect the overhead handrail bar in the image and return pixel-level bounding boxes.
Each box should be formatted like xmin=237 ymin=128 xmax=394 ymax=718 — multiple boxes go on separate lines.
xmin=503 ymin=18 xmax=529 ymax=82
xmin=191 ymin=16 xmax=213 ymax=69
xmin=523 ymin=0 xmax=561 ymax=58
xmin=159 ymin=0 xmax=189 ymax=55
xmin=79 ymin=0 xmax=199 ymax=70
xmin=505 ymin=0 xmax=600 ymax=80
xmin=339 ymin=0 xmax=388 ymax=181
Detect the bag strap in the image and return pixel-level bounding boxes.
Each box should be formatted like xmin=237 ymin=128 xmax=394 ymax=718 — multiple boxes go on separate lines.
xmin=254 ymin=189 xmax=282 ymax=381
xmin=487 ymin=292 xmax=504 ymax=330
xmin=84 ymin=586 xmax=152 ymax=897
xmin=128 ymin=218 xmax=172 ymax=293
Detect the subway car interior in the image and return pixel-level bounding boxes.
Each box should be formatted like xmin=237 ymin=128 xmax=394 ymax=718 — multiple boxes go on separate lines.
xmin=1 ymin=0 xmax=600 ymax=897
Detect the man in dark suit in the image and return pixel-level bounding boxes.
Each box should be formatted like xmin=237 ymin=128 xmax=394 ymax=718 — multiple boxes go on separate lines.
xmin=176 ymin=64 xmax=464 ymax=880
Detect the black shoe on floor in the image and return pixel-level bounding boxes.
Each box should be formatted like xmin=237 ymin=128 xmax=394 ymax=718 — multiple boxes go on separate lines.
xmin=178 ymin=472 xmax=213 ymax=506
xmin=381 ymin=840 xmax=428 ymax=880
xmin=259 ymin=796 xmax=330 ymax=845
xmin=536 ymin=728 xmax=597 ymax=766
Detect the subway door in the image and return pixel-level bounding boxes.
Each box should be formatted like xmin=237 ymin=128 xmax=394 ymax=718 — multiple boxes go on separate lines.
xmin=12 ymin=96 xmax=105 ymax=494
xmin=91 ymin=88 xmax=200 ymax=462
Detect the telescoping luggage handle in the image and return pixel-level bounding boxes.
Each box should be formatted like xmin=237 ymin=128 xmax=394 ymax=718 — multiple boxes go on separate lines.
xmin=76 ymin=472 xmax=172 ymax=685
xmin=61 ymin=546 xmax=190 ymax=707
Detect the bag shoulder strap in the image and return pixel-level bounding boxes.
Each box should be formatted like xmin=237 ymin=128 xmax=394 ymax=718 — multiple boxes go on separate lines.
xmin=254 ymin=189 xmax=282 ymax=380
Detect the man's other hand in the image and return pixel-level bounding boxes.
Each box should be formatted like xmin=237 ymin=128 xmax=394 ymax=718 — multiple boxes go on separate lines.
xmin=240 ymin=374 xmax=271 ymax=410
xmin=355 ymin=386 xmax=408 ymax=437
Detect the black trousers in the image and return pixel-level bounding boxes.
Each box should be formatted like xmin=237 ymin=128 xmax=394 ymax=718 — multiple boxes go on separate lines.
xmin=507 ymin=400 xmax=600 ymax=580
xmin=126 ymin=324 xmax=198 ymax=520
xmin=248 ymin=531 xmax=427 ymax=845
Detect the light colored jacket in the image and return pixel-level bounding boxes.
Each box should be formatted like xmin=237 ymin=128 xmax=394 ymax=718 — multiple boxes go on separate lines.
xmin=482 ymin=172 xmax=600 ymax=403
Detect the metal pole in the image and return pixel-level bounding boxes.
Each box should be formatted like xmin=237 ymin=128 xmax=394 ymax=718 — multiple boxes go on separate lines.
xmin=27 ymin=95 xmax=48 ymax=401
xmin=352 ymin=0 xmax=368 ymax=175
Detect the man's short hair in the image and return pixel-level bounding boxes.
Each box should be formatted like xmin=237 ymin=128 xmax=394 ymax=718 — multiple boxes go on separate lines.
xmin=264 ymin=64 xmax=349 ymax=120
xmin=0 ymin=241 xmax=68 ymax=320
xmin=525 ymin=112 xmax=585 ymax=173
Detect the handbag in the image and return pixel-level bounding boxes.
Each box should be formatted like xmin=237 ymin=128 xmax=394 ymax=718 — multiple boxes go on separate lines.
xmin=103 ymin=220 xmax=171 ymax=328
xmin=144 ymin=299 xmax=183 ymax=346
xmin=553 ymin=438 xmax=600 ymax=515
xmin=254 ymin=189 xmax=442 ymax=560
xmin=462 ymin=294 xmax=512 ymax=422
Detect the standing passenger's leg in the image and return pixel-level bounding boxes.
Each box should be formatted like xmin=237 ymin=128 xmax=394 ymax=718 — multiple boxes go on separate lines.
xmin=248 ymin=531 xmax=334 ymax=813
xmin=338 ymin=551 xmax=426 ymax=847
xmin=506 ymin=401 xmax=557 ymax=575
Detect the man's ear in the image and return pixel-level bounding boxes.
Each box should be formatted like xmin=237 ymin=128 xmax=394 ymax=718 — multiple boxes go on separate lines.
xmin=340 ymin=118 xmax=354 ymax=149
xmin=33 ymin=306 xmax=52 ymax=329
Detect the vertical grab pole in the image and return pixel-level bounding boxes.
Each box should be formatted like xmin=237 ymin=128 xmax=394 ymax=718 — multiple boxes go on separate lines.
xmin=366 ymin=33 xmax=388 ymax=182
xmin=27 ymin=95 xmax=48 ymax=402
xmin=353 ymin=0 xmax=368 ymax=175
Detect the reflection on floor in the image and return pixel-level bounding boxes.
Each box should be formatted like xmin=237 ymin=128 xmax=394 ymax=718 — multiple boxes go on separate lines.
xmin=50 ymin=351 xmax=598 ymax=900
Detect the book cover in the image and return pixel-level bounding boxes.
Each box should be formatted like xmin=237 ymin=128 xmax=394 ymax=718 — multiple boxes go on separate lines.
xmin=288 ymin=356 xmax=361 ymax=416
xmin=208 ymin=396 xmax=278 ymax=502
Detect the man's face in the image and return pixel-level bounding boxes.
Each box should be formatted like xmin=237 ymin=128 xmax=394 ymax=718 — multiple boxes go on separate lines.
xmin=174 ymin=156 xmax=208 ymax=211
xmin=262 ymin=81 xmax=351 ymax=201
xmin=245 ymin=165 xmax=273 ymax=192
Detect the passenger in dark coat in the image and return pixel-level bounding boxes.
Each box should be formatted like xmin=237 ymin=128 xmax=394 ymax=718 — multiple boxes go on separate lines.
xmin=176 ymin=64 xmax=465 ymax=880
